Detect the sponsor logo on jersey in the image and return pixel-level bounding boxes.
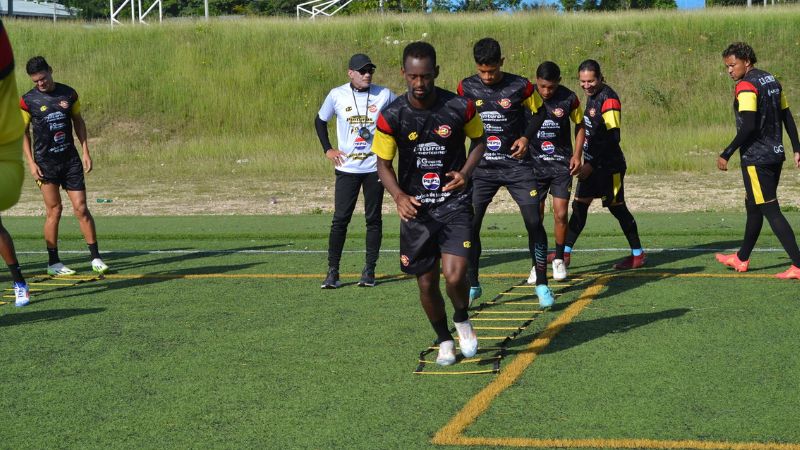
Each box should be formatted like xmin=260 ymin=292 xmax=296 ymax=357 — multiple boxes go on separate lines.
xmin=40 ymin=105 xmax=47 ymax=112
xmin=422 ymin=172 xmax=440 ymax=190
xmin=416 ymin=157 xmax=443 ymax=169
xmin=59 ymin=100 xmax=70 ymax=109
xmin=486 ymin=135 xmax=502 ymax=152
xmin=498 ymin=98 xmax=512 ymax=109
xmin=49 ymin=122 xmax=66 ymax=131
xmin=353 ymin=136 xmax=368 ymax=151
xmin=368 ymin=104 xmax=378 ymax=113
xmin=346 ymin=106 xmax=352 ymax=112
xmin=415 ymin=142 xmax=446 ymax=156
xmin=530 ymin=189 xmax=537 ymax=197
xmin=553 ymin=108 xmax=565 ymax=118
xmin=408 ymin=132 xmax=418 ymax=141
xmin=541 ymin=141 xmax=555 ymax=155
xmin=435 ymin=125 xmax=452 ymax=138
xmin=400 ymin=255 xmax=410 ymax=266
xmin=463 ymin=241 xmax=471 ymax=248
xmin=54 ymin=131 xmax=66 ymax=144
xmin=475 ymin=99 xmax=484 ymax=107
xmin=480 ymin=111 xmax=507 ymax=122
xmin=588 ymin=108 xmax=596 ymax=118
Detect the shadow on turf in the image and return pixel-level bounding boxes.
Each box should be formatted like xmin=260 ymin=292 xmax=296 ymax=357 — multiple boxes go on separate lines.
xmin=0 ymin=307 xmax=105 ymax=327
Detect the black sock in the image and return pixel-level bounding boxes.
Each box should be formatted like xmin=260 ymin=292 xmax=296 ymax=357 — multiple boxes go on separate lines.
xmin=565 ymin=201 xmax=589 ymax=248
xmin=88 ymin=242 xmax=101 ymax=260
xmin=609 ymin=203 xmax=642 ymax=250
xmin=761 ymin=201 xmax=800 ymax=267
xmin=431 ymin=318 xmax=453 ymax=343
xmin=47 ymin=247 xmax=60 ymax=265
xmin=738 ymin=200 xmax=762 ymax=261
xmin=453 ymin=307 xmax=469 ymax=323
xmin=555 ymin=243 xmax=565 ymax=259
xmin=7 ymin=263 xmax=24 ymax=283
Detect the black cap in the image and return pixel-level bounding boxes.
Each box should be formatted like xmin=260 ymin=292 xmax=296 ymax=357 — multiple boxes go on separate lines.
xmin=348 ymin=53 xmax=376 ymax=71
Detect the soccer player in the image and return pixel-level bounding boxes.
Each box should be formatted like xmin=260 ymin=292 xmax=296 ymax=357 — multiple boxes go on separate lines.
xmin=0 ymin=19 xmax=30 ymax=307
xmin=21 ymin=56 xmax=109 ymax=276
xmin=715 ymin=42 xmax=800 ymax=279
xmin=457 ymin=37 xmax=553 ymax=306
xmin=373 ymin=42 xmax=484 ymax=365
xmin=315 ymin=53 xmax=396 ymax=289
xmin=562 ymin=60 xmax=646 ymax=270
xmin=532 ymin=61 xmax=585 ymax=281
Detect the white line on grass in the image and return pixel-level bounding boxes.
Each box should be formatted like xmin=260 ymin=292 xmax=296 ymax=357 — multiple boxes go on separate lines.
xmin=15 ymin=248 xmax=788 ymax=255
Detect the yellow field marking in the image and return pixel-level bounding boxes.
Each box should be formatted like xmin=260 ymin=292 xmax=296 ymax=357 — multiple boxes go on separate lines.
xmin=483 ymin=301 xmax=541 ymax=306
xmin=513 ymin=284 xmax=575 ymax=288
xmin=0 ymin=300 xmax=8 ymax=304
xmin=474 ymin=327 xmax=521 ymax=331
xmin=478 ymin=311 xmax=541 ymax=315
xmin=432 ymin=276 xmax=609 ymax=446
xmin=415 ymin=369 xmax=498 ymax=376
xmin=29 ymin=282 xmax=77 ymax=286
xmin=4 ymin=288 xmax=43 ymax=292
xmin=471 ymin=318 xmax=537 ymax=322
xmin=419 ymin=356 xmax=501 ymax=364
xmin=430 ymin=346 xmax=505 ymax=351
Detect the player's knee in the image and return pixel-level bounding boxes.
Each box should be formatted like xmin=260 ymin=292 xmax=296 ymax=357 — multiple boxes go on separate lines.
xmin=47 ymin=203 xmax=64 ymax=217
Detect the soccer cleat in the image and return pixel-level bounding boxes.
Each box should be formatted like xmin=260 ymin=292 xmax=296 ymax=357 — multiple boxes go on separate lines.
xmin=357 ymin=268 xmax=376 ymax=287
xmin=613 ymin=253 xmax=647 ymax=270
xmin=91 ymin=258 xmax=109 ymax=274
xmin=552 ymin=259 xmax=567 ymax=281
xmin=535 ymin=284 xmax=555 ymax=308
xmin=454 ymin=320 xmax=478 ymax=358
xmin=468 ymin=285 xmax=482 ymax=307
xmin=526 ymin=266 xmax=537 ymax=285
xmin=547 ymin=251 xmax=571 ymax=267
xmin=320 ymin=268 xmax=341 ymax=289
xmin=715 ymin=253 xmax=749 ymax=273
xmin=435 ymin=339 xmax=457 ymax=366
xmin=775 ymin=265 xmax=800 ymax=280
xmin=47 ymin=262 xmax=76 ymax=276
xmin=13 ymin=282 xmax=30 ymax=307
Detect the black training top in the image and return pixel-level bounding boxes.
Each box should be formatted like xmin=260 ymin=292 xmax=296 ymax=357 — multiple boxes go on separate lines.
xmin=21 ymin=83 xmax=80 ymax=163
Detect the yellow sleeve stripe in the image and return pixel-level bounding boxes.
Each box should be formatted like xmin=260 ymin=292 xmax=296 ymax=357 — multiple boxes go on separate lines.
xmin=522 ymin=91 xmax=543 ymax=114
xmin=737 ymin=91 xmax=757 ymax=112
xmin=372 ymin=130 xmax=397 ymax=161
xmin=780 ymin=91 xmax=789 ymax=110
xmin=72 ymin=99 xmax=81 ymax=115
xmin=463 ymin=113 xmax=484 ymax=140
xmin=570 ymin=105 xmax=583 ymax=125
xmin=602 ymin=109 xmax=620 ymax=130
xmin=21 ymin=109 xmax=30 ymax=127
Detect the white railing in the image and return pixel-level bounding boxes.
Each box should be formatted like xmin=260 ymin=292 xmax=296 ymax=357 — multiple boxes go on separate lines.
xmin=110 ymin=0 xmax=162 ymax=25
xmin=296 ymin=0 xmax=354 ymax=19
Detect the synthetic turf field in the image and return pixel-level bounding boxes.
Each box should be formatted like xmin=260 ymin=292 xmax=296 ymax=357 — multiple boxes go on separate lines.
xmin=1 ymin=213 xmax=798 ymax=449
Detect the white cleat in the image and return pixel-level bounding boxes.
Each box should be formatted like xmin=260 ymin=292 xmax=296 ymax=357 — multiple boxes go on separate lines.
xmin=454 ymin=320 xmax=478 ymax=358
xmin=13 ymin=282 xmax=30 ymax=307
xmin=436 ymin=340 xmax=457 ymax=366
xmin=552 ymin=259 xmax=567 ymax=281
xmin=47 ymin=262 xmax=76 ymax=276
xmin=91 ymin=258 xmax=109 ymax=274
xmin=526 ymin=265 xmax=537 ymax=285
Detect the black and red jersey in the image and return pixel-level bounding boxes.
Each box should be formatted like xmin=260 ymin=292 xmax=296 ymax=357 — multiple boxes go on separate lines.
xmin=582 ymin=83 xmax=625 ymax=172
xmin=532 ymin=85 xmax=582 ymax=171
xmin=21 ymin=83 xmax=80 ymax=163
xmin=372 ymin=88 xmax=484 ymax=216
xmin=733 ymin=68 xmax=788 ymax=166
xmin=457 ymin=72 xmax=538 ymax=169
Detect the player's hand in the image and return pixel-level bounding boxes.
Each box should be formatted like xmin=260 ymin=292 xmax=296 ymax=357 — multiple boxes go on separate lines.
xmin=577 ymin=163 xmax=593 ymax=181
xmin=442 ymin=170 xmax=466 ymax=192
xmin=325 ymin=149 xmax=346 ymax=167
xmin=717 ymin=156 xmax=728 ymax=171
xmin=794 ymin=152 xmax=799 ymax=169
xmin=394 ymin=193 xmax=421 ymax=222
xmin=83 ymin=154 xmax=93 ymax=173
xmin=569 ymin=156 xmax=582 ymax=176
xmin=509 ymin=137 xmax=529 ymax=159
xmin=28 ymin=162 xmax=43 ymax=180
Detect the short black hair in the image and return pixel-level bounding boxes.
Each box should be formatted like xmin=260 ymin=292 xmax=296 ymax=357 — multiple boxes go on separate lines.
xmin=403 ymin=41 xmax=436 ymax=68
xmin=473 ymin=37 xmax=501 ymax=66
xmin=578 ymin=59 xmax=603 ymax=80
xmin=26 ymin=56 xmax=51 ymax=75
xmin=722 ymin=42 xmax=757 ymax=65
xmin=536 ymin=61 xmax=561 ymax=82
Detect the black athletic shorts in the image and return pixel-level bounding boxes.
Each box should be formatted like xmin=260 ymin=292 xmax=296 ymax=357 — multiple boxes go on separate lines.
xmin=741 ymin=163 xmax=781 ymax=205
xmin=472 ymin=165 xmax=538 ymax=207
xmin=399 ymin=206 xmax=473 ymax=275
xmin=575 ymin=167 xmax=625 ymax=207
xmin=36 ymin=156 xmax=85 ymax=191
xmin=536 ymin=169 xmax=573 ymax=203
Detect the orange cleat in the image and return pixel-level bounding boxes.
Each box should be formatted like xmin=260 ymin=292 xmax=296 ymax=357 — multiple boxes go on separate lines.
xmin=613 ymin=253 xmax=647 ymax=270
xmin=715 ymin=253 xmax=749 ymax=272
xmin=547 ymin=251 xmax=571 ymax=267
xmin=775 ymin=265 xmax=800 ymax=280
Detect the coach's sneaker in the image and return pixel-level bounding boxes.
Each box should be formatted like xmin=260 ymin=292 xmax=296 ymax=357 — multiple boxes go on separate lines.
xmin=13 ymin=282 xmax=29 ymax=307
xmin=468 ymin=285 xmax=482 ymax=307
xmin=320 ymin=268 xmax=341 ymax=289
xmin=47 ymin=262 xmax=75 ymax=276
xmin=535 ymin=284 xmax=555 ymax=308
xmin=613 ymin=253 xmax=647 ymax=270
xmin=776 ymin=265 xmax=800 ymax=280
xmin=715 ymin=253 xmax=749 ymax=273
xmin=526 ymin=266 xmax=537 ymax=285
xmin=552 ymin=259 xmax=567 ymax=281
xmin=435 ymin=339 xmax=457 ymax=366
xmin=547 ymin=251 xmax=571 ymax=267
xmin=91 ymin=258 xmax=109 ymax=275
xmin=454 ymin=320 xmax=478 ymax=358
xmin=357 ymin=267 xmax=376 ymax=287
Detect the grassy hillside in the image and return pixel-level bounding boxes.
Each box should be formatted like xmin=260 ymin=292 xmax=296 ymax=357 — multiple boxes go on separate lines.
xmin=6 ymin=7 xmax=800 ymax=182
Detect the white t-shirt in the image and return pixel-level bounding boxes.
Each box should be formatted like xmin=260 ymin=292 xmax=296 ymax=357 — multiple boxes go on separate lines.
xmin=318 ymin=83 xmax=396 ymax=174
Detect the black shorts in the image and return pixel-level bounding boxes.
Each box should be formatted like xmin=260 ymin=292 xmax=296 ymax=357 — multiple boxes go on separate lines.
xmin=399 ymin=207 xmax=473 ymax=275
xmin=472 ymin=166 xmax=539 ymax=207
xmin=536 ymin=169 xmax=573 ymax=202
xmin=575 ymin=167 xmax=625 ymax=207
xmin=742 ymin=163 xmax=781 ymax=205
xmin=36 ymin=157 xmax=85 ymax=191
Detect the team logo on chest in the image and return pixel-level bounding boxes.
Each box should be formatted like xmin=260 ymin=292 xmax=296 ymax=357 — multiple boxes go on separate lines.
xmin=369 ymin=104 xmax=378 ymax=113
xmin=435 ymin=125 xmax=452 ymax=138
xmin=498 ymin=98 xmax=512 ymax=109
xmin=59 ymin=100 xmax=70 ymax=109
xmin=422 ymin=172 xmax=441 ymax=190
xmin=346 ymin=106 xmax=352 ymax=112
xmin=553 ymin=108 xmax=565 ymax=118
xmin=40 ymin=105 xmax=47 ymax=112
xmin=486 ymin=136 xmax=502 ymax=152
xmin=541 ymin=141 xmax=555 ymax=155
xmin=475 ymin=100 xmax=484 ymax=107
xmin=408 ymin=132 xmax=418 ymax=141
xmin=588 ymin=108 xmax=597 ymax=118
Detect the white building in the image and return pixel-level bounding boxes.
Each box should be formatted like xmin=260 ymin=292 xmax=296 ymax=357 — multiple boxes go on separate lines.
xmin=0 ymin=1 xmax=78 ymax=19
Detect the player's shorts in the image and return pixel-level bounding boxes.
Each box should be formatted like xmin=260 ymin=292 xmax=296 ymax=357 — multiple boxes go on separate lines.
xmin=472 ymin=165 xmax=538 ymax=207
xmin=536 ymin=169 xmax=573 ymax=203
xmin=36 ymin=156 xmax=85 ymax=191
xmin=741 ymin=163 xmax=781 ymax=205
xmin=575 ymin=167 xmax=626 ymax=207
xmin=0 ymin=136 xmax=24 ymax=211
xmin=399 ymin=206 xmax=473 ymax=275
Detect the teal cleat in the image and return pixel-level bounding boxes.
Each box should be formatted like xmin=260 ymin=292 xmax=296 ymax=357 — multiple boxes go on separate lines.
xmin=535 ymin=284 xmax=555 ymax=308
xmin=468 ymin=285 xmax=482 ymax=307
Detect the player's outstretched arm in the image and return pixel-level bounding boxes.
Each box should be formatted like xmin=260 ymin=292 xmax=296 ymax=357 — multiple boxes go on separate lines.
xmin=376 ymin=157 xmax=419 ymax=221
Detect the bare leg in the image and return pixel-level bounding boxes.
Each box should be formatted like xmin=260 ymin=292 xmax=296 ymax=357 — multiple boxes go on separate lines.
xmin=66 ymin=189 xmax=97 ymax=245
xmin=40 ymin=183 xmax=63 ymax=249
